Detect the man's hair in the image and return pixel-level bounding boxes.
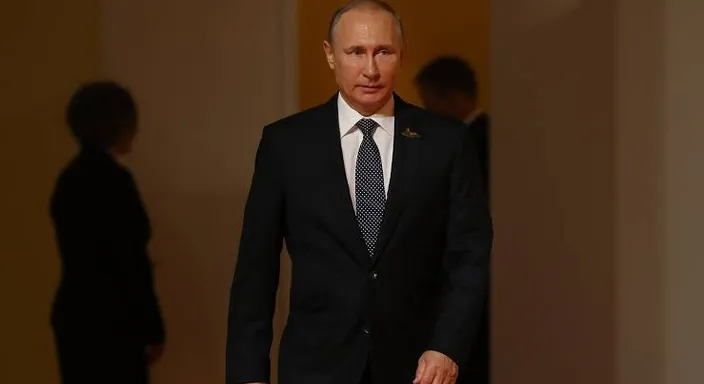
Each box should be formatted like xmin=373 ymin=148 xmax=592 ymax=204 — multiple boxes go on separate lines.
xmin=327 ymin=0 xmax=404 ymax=44
xmin=415 ymin=56 xmax=478 ymax=99
xmin=66 ymin=80 xmax=137 ymax=150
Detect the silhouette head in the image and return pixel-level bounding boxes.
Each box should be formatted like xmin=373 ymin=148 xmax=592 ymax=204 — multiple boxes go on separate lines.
xmin=415 ymin=56 xmax=479 ymax=121
xmin=66 ymin=81 xmax=138 ymax=155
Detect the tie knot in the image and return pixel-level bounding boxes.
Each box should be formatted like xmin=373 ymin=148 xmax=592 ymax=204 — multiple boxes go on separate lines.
xmin=356 ymin=118 xmax=379 ymax=137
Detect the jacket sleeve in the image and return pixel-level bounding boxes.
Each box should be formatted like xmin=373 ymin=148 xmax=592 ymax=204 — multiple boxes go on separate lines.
xmin=109 ymin=171 xmax=165 ymax=346
xmin=226 ymin=125 xmax=284 ymax=384
xmin=426 ymin=127 xmax=493 ymax=366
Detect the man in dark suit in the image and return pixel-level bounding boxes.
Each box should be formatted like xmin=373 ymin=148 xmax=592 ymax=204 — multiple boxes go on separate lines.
xmin=415 ymin=57 xmax=491 ymax=384
xmin=226 ymin=2 xmax=492 ymax=384
xmin=415 ymin=56 xmax=490 ymax=188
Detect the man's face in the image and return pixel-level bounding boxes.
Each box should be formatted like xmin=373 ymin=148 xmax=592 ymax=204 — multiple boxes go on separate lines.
xmin=324 ymin=9 xmax=403 ymax=115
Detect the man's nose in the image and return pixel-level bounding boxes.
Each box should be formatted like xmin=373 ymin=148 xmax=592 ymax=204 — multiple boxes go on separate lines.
xmin=363 ymin=56 xmax=380 ymax=78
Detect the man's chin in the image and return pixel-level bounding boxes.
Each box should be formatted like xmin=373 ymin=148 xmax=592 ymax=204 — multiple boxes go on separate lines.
xmin=343 ymin=89 xmax=393 ymax=114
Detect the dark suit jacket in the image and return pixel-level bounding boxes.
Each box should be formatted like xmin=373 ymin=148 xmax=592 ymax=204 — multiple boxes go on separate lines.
xmin=226 ymin=94 xmax=493 ymax=384
xmin=464 ymin=111 xmax=491 ymax=384
xmin=50 ymin=149 xmax=164 ymax=349
xmin=468 ymin=112 xmax=490 ymax=190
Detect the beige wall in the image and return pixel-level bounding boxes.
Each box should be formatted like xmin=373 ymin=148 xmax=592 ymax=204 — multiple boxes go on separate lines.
xmin=101 ymin=0 xmax=297 ymax=382
xmin=0 ymin=1 xmax=101 ymax=382
xmin=492 ymin=1 xmax=617 ymax=382
xmin=493 ymin=0 xmax=704 ymax=383
xmin=615 ymin=0 xmax=665 ymax=382
xmin=662 ymin=1 xmax=704 ymax=382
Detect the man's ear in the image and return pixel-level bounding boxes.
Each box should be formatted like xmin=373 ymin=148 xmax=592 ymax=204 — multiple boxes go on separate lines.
xmin=323 ymin=40 xmax=335 ymax=70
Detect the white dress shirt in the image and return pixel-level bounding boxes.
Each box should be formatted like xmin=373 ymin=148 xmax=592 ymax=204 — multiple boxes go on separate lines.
xmin=337 ymin=93 xmax=395 ymax=211
xmin=464 ymin=108 xmax=484 ymax=125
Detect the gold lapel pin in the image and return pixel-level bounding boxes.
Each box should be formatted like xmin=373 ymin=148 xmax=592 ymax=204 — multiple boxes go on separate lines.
xmin=401 ymin=127 xmax=421 ymax=138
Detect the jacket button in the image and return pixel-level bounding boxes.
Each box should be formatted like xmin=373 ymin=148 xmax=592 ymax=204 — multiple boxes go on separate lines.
xmin=369 ymin=271 xmax=379 ymax=280
xmin=364 ymin=327 xmax=372 ymax=335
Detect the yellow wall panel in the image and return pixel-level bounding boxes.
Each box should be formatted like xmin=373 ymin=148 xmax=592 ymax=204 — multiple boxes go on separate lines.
xmin=0 ymin=1 xmax=101 ymax=382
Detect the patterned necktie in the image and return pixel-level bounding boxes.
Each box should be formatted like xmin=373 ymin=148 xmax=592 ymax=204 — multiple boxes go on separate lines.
xmin=355 ymin=118 xmax=386 ymax=257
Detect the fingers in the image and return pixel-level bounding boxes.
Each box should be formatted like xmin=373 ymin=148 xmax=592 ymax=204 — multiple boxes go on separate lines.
xmin=443 ymin=366 xmax=458 ymax=384
xmin=431 ymin=368 xmax=446 ymax=384
xmin=419 ymin=366 xmax=444 ymax=384
xmin=414 ymin=353 xmax=458 ymax=384
xmin=413 ymin=358 xmax=427 ymax=384
xmin=146 ymin=343 xmax=165 ymax=366
xmin=414 ymin=361 xmax=442 ymax=384
xmin=416 ymin=365 xmax=436 ymax=384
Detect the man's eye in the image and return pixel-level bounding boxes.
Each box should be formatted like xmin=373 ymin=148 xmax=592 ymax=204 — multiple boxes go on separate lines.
xmin=378 ymin=49 xmax=390 ymax=55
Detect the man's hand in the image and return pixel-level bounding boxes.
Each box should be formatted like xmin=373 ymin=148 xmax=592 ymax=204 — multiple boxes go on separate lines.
xmin=146 ymin=342 xmax=165 ymax=366
xmin=413 ymin=350 xmax=459 ymax=384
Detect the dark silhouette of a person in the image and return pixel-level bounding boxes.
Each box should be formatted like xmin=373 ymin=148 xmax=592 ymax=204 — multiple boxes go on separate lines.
xmin=416 ymin=57 xmax=491 ymax=384
xmin=50 ymin=81 xmax=165 ymax=384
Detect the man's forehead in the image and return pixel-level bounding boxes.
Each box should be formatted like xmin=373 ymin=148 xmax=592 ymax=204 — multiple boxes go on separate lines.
xmin=334 ymin=9 xmax=400 ymax=44
xmin=338 ymin=8 xmax=395 ymax=27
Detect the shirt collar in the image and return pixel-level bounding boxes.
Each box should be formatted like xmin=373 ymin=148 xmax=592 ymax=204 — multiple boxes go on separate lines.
xmin=338 ymin=93 xmax=395 ymax=138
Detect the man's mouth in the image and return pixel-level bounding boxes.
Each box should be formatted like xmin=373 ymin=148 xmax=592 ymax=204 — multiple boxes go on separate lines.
xmin=359 ymin=85 xmax=382 ymax=92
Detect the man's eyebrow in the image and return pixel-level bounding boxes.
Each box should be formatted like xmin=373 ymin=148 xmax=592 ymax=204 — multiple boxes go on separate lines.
xmin=343 ymin=44 xmax=396 ymax=51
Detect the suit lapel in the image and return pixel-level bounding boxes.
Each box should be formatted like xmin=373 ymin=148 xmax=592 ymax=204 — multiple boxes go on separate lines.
xmin=374 ymin=95 xmax=422 ymax=262
xmin=318 ymin=95 xmax=371 ymax=268
xmin=317 ymin=93 xmax=422 ymax=266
